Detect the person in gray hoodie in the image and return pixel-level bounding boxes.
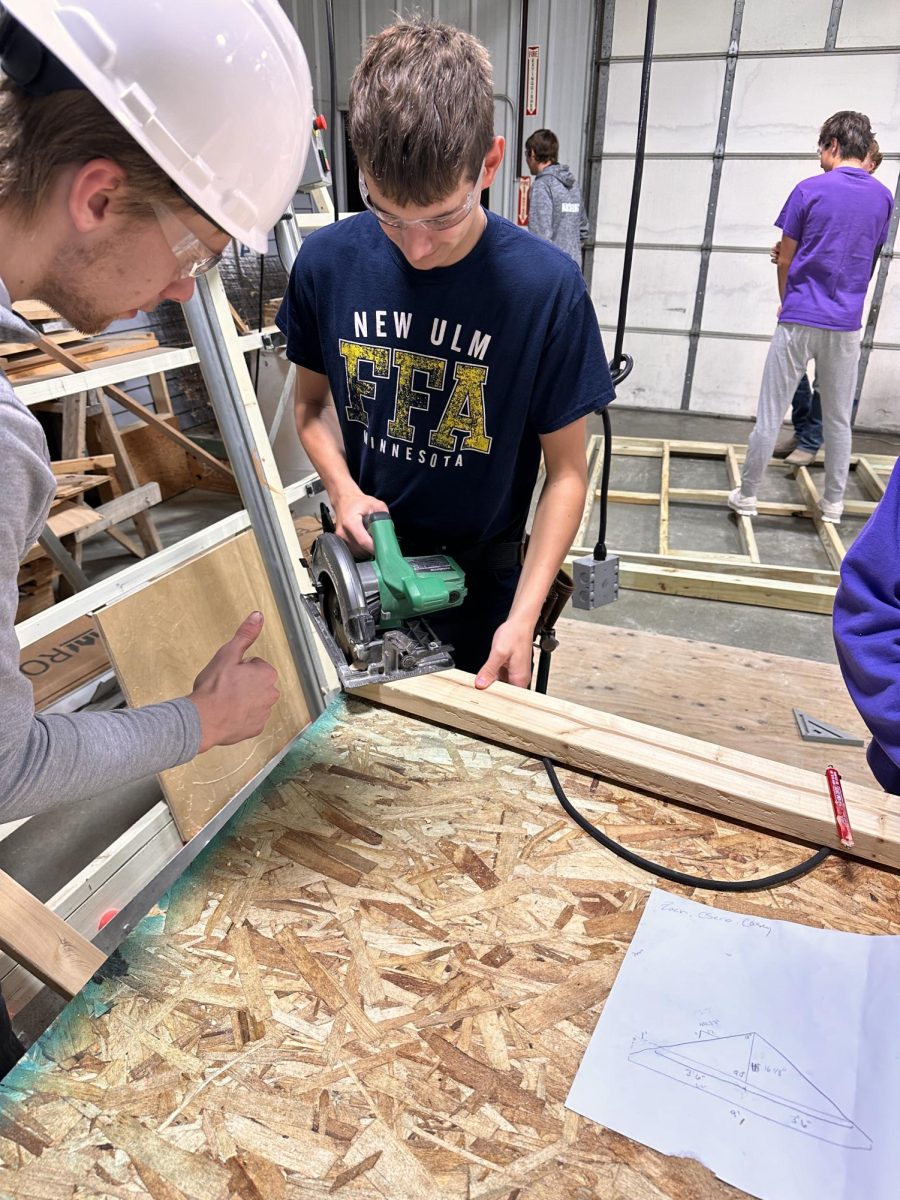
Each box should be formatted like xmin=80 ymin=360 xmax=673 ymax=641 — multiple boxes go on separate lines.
xmin=0 ymin=2 xmax=314 ymax=1076
xmin=525 ymin=129 xmax=590 ymax=265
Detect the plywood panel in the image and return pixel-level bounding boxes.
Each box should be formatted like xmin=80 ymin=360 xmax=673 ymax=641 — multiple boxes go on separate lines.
xmin=3 ymin=697 xmax=899 ymax=1197
xmin=549 ymin=621 xmax=871 ymax=786
xmin=95 ymin=530 xmax=312 ymax=840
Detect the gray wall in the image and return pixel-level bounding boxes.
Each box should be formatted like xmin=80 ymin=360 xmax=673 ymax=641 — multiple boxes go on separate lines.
xmin=586 ymin=0 xmax=900 ymax=430
xmin=279 ymin=0 xmax=594 ymax=224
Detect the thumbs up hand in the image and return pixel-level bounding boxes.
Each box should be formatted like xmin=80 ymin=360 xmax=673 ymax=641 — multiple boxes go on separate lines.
xmin=189 ymin=612 xmax=280 ymax=753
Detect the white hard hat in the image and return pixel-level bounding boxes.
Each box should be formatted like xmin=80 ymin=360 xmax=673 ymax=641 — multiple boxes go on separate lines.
xmin=0 ymin=1 xmax=313 ymax=253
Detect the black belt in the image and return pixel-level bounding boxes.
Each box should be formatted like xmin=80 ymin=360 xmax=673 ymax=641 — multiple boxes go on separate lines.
xmin=398 ymin=538 xmax=524 ymax=571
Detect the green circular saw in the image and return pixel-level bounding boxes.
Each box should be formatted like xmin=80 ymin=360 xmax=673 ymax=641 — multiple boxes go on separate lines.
xmin=301 ymin=512 xmax=467 ymax=689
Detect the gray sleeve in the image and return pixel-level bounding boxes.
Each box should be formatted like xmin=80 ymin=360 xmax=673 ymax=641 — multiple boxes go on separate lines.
xmin=528 ymin=179 xmax=555 ymax=241
xmin=1 ymin=416 xmax=202 ymax=823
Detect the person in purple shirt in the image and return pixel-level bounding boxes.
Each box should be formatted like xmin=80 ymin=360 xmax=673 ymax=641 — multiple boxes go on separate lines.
xmin=729 ymin=111 xmax=893 ymax=523
xmin=834 ymin=459 xmax=900 ymax=795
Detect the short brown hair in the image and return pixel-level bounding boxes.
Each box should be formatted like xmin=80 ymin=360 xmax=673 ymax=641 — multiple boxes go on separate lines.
xmin=818 ymin=110 xmax=873 ymax=162
xmin=0 ymin=81 xmax=176 ymax=220
xmin=867 ymin=138 xmax=883 ymax=171
xmin=348 ymin=17 xmax=494 ymax=206
xmin=525 ymin=129 xmax=558 ymax=164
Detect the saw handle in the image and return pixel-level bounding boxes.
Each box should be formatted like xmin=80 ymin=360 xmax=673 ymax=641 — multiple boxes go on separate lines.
xmin=363 ymin=511 xmax=391 ymax=531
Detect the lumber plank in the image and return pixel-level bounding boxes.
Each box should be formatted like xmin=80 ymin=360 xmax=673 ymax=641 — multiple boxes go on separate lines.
xmin=0 ymin=868 xmax=105 ymax=998
xmin=794 ymin=466 xmax=845 ymax=571
xmin=5 ymin=335 xmax=161 ymax=379
xmin=0 ymin=329 xmax=86 ymax=359
xmin=11 ymin=299 xmax=60 ymax=322
xmin=602 ymin=487 xmax=874 ymax=518
xmin=95 ymin=391 xmax=164 ymax=556
xmin=606 ymin=488 xmax=659 ymax=505
xmin=361 ymin=670 xmax=900 ymax=869
xmin=50 ymin=454 xmax=115 ymax=475
xmin=855 ymin=456 xmax=886 ymax=502
xmin=658 ymin=441 xmax=670 ymax=554
xmin=51 ymin=474 xmax=111 ymax=504
xmin=570 ymin=557 xmax=836 ymax=613
xmin=608 ymin=549 xmax=839 ymax=587
xmin=725 ymin=444 xmax=760 ymax=563
xmin=72 ymin=483 xmax=162 ymax=542
xmin=44 ymin=502 xmax=103 ymax=539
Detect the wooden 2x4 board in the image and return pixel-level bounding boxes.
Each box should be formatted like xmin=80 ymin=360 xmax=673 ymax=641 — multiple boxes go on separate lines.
xmin=94 ymin=530 xmax=312 ymax=841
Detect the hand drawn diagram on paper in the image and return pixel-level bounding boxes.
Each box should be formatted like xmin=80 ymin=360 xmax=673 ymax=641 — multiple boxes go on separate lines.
xmin=629 ymin=1031 xmax=872 ymax=1149
xmin=565 ymin=890 xmax=900 ymax=1200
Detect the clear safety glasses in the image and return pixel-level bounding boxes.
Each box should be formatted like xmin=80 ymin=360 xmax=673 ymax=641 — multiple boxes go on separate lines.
xmin=358 ymin=163 xmax=485 ymax=232
xmin=151 ymin=201 xmax=225 ymax=279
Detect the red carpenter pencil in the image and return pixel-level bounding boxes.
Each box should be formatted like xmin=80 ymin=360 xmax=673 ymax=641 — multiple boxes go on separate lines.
xmin=825 ymin=765 xmax=854 ymax=849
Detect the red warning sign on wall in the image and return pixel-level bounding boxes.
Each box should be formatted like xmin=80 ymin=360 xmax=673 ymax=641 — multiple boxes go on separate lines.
xmin=525 ymin=45 xmax=540 ymax=117
xmin=516 ymin=176 xmax=531 ymax=226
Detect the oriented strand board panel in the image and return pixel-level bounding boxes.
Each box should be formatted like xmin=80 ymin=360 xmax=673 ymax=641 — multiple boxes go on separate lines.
xmin=361 ymin=670 xmax=900 ymax=871
xmin=95 ymin=530 xmax=311 ymax=840
xmin=4 ymin=697 xmax=900 ymax=1197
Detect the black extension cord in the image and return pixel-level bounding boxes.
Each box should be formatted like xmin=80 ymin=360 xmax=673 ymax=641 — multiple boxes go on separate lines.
xmin=540 ymin=756 xmax=832 ymax=893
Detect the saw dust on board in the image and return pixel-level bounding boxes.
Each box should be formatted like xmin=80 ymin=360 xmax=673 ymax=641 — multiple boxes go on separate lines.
xmin=2 ymin=698 xmax=898 ymax=1199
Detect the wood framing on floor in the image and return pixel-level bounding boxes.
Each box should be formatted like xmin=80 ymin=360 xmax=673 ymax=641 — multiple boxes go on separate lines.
xmin=570 ymin=434 xmax=896 ymax=613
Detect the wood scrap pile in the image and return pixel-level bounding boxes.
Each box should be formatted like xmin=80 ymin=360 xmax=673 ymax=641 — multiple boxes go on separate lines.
xmin=4 ymin=301 xmax=160 ymax=382
xmin=14 ymin=453 xmax=166 ymax=621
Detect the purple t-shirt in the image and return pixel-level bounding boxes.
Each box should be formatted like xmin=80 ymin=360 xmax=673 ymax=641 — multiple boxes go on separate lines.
xmin=776 ymin=167 xmax=893 ymax=331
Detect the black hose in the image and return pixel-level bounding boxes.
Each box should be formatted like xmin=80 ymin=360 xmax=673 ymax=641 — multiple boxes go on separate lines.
xmin=324 ymin=0 xmax=340 ymax=222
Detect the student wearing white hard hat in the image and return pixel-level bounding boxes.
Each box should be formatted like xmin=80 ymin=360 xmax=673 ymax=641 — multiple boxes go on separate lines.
xmin=0 ymin=0 xmax=313 ymax=1077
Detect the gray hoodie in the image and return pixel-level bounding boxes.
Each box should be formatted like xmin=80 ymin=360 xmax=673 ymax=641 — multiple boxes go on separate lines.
xmin=527 ymin=163 xmax=590 ymax=265
xmin=0 ymin=281 xmax=201 ymax=822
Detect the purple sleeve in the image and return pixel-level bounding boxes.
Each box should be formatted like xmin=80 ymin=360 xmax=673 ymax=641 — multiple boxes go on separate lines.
xmin=775 ymin=184 xmax=806 ymax=242
xmin=833 ymin=460 xmax=900 ymax=793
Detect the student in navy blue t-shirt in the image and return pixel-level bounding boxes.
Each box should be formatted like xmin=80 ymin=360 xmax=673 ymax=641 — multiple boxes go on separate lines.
xmin=278 ymin=17 xmax=614 ymax=689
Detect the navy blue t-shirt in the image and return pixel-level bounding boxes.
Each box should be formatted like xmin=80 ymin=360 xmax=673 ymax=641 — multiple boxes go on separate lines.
xmin=276 ymin=209 xmax=613 ymax=547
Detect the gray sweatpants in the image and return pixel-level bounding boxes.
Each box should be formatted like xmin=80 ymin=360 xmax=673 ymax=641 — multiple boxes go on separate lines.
xmin=740 ymin=322 xmax=860 ymax=506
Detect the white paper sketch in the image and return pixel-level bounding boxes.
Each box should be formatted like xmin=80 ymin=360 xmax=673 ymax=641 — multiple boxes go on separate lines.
xmin=629 ymin=1031 xmax=872 ymax=1149
xmin=565 ymin=889 xmax=900 ymax=1200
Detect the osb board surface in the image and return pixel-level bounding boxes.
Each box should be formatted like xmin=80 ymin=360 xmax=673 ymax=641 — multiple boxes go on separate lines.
xmin=95 ymin=530 xmax=312 ymax=842
xmin=3 ymin=698 xmax=899 ymax=1200
xmin=550 ymin=620 xmax=871 ymax=787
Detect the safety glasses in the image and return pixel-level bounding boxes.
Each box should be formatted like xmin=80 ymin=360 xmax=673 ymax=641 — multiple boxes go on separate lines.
xmin=358 ymin=163 xmax=485 ymax=232
xmin=151 ymin=201 xmax=225 ymax=279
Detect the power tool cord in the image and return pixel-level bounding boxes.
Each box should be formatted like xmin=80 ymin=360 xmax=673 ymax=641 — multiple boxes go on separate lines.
xmin=540 ymin=755 xmax=831 ymax=892
xmin=540 ymin=0 xmax=833 ymax=891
